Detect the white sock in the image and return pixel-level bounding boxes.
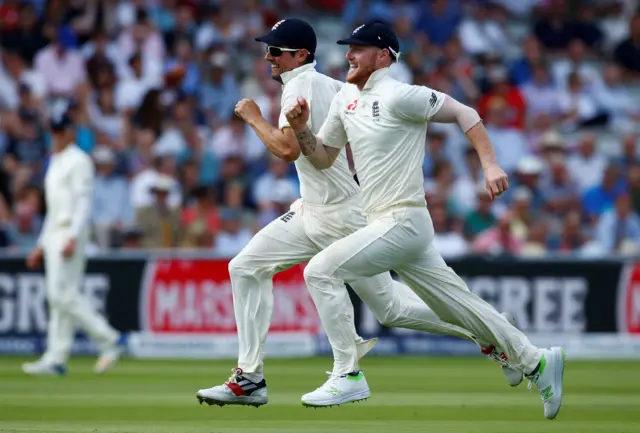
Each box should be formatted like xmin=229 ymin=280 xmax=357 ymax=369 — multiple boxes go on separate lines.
xmin=243 ymin=372 xmax=264 ymax=382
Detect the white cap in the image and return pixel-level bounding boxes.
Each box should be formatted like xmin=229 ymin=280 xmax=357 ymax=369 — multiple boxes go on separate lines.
xmin=151 ymin=175 xmax=174 ymax=193
xmin=92 ymin=145 xmax=115 ymax=164
xmin=539 ymin=130 xmax=564 ymax=149
xmin=210 ymin=52 xmax=229 ymax=68
xmin=516 ymin=156 xmax=544 ymax=175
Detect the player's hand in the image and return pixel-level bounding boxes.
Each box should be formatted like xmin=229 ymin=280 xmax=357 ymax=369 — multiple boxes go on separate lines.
xmin=26 ymin=247 xmax=44 ymax=270
xmin=234 ymin=99 xmax=262 ymax=123
xmin=285 ymin=97 xmax=310 ymax=131
xmin=484 ymin=164 xmax=509 ymax=200
xmin=62 ymin=238 xmax=76 ymax=258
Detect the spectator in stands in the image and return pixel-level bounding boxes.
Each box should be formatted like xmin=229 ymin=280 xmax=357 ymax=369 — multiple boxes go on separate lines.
xmin=483 ymin=97 xmax=529 ymax=174
xmin=1 ymin=4 xmax=49 ymax=64
xmin=520 ymin=220 xmax=549 ymax=257
xmin=628 ymin=164 xmax=640 ymax=215
xmin=117 ymin=9 xmax=165 ymax=80
xmin=557 ymin=210 xmax=587 ymax=254
xmin=509 ymin=186 xmax=535 ymax=242
xmin=572 ymin=5 xmax=603 ymax=52
xmin=416 ymin=0 xmax=462 ymax=47
xmin=510 ymin=35 xmax=544 ymax=86
xmin=215 ymin=155 xmax=253 ymax=210
xmin=91 ymin=146 xmax=132 ymax=249
xmin=533 ymin=1 xmax=575 ymax=51
xmin=199 ymin=52 xmax=240 ymax=126
xmin=34 ymin=26 xmax=86 ymax=97
xmin=253 ymin=156 xmax=299 ymax=226
xmin=0 ymin=50 xmax=47 ymax=110
xmin=458 ymin=3 xmax=507 ymax=57
xmin=558 ymin=72 xmax=606 ymax=131
xmin=478 ymin=67 xmax=526 ymax=130
xmin=195 ymin=3 xmax=244 ymax=52
xmin=583 ymin=164 xmax=627 ymax=221
xmin=430 ymin=193 xmax=468 ymax=258
xmin=165 ymin=36 xmax=199 ymax=96
xmin=463 ymin=187 xmax=496 ymax=241
xmin=182 ymin=184 xmax=220 ymax=238
xmin=213 ymin=208 xmax=253 ymax=257
xmin=614 ymin=14 xmax=640 ymax=78
xmin=505 ymin=156 xmax=545 ymax=212
xmin=595 ymin=193 xmax=640 ymax=254
xmin=450 ymin=147 xmax=485 ymax=217
xmin=595 ymin=64 xmax=640 ymax=130
xmin=4 ymin=109 xmax=46 ymax=180
xmin=130 ymin=155 xmax=181 ymax=209
xmin=472 ymin=212 xmax=524 ymax=256
xmin=537 ymin=130 xmax=565 ymax=162
xmin=136 ymin=175 xmax=183 ymax=249
xmin=155 ymin=93 xmax=202 ymax=157
xmin=520 ymin=62 xmax=560 ymax=122
xmin=541 ymin=153 xmax=581 ymax=218
xmin=567 ymin=133 xmax=607 ymax=193
xmin=7 ymin=184 xmax=43 ymax=249
xmin=115 ymin=52 xmax=160 ymax=113
xmin=618 ymin=134 xmax=639 ymax=172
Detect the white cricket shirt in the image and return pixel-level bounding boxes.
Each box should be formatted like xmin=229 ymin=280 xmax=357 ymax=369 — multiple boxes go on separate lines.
xmin=317 ymin=67 xmax=446 ymax=216
xmin=40 ymin=145 xmax=94 ymax=244
xmin=278 ymin=62 xmax=359 ymax=205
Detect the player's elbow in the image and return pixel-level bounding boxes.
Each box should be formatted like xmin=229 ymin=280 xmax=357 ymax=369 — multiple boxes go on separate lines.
xmin=280 ymin=146 xmax=300 ymax=163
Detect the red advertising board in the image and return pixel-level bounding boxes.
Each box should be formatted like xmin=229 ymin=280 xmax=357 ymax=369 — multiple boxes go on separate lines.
xmin=618 ymin=263 xmax=640 ymax=334
xmin=140 ymin=258 xmax=320 ymax=334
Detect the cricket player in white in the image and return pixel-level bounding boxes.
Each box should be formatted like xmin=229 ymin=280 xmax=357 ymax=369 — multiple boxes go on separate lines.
xmin=196 ymin=19 xmax=520 ymax=409
xmin=284 ymin=21 xmax=566 ymax=420
xmin=22 ymin=105 xmax=124 ymax=376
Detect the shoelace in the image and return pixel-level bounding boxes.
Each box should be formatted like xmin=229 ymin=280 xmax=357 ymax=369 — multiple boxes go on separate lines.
xmin=226 ymin=368 xmax=242 ymax=384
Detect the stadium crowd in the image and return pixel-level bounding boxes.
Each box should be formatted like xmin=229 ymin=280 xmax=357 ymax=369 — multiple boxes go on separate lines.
xmin=0 ymin=0 xmax=639 ymax=257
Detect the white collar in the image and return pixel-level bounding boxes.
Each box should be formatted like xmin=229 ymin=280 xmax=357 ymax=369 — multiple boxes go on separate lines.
xmin=363 ymin=67 xmax=390 ymax=91
xmin=280 ymin=61 xmax=317 ymax=85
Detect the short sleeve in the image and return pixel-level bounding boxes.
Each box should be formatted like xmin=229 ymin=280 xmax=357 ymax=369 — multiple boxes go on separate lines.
xmin=279 ymin=79 xmax=312 ymax=130
xmin=317 ymin=94 xmax=347 ymax=150
xmin=391 ymin=83 xmax=446 ymax=122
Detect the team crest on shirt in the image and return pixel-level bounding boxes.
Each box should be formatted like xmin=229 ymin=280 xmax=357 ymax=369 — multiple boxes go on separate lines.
xmin=372 ymin=100 xmax=380 ymax=121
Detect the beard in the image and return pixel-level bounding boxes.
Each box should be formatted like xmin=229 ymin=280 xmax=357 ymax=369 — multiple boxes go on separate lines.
xmin=345 ymin=61 xmax=375 ymax=86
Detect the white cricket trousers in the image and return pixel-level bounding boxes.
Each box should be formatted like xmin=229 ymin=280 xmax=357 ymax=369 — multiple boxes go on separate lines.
xmin=42 ymin=229 xmax=119 ymax=365
xmin=230 ymin=196 xmax=476 ymax=376
xmin=304 ymin=205 xmax=543 ymax=374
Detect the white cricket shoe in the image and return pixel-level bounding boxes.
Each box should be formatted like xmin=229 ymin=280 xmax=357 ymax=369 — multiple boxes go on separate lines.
xmin=301 ymin=370 xmax=370 ymax=408
xmin=197 ymin=368 xmax=268 ymax=407
xmin=94 ymin=335 xmax=126 ymax=374
xmin=22 ymin=359 xmax=66 ymax=376
xmin=528 ymin=346 xmax=566 ymax=420
xmin=357 ymin=338 xmax=378 ymax=359
xmin=480 ymin=312 xmax=525 ymax=387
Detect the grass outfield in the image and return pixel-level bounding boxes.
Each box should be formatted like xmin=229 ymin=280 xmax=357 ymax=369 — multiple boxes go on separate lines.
xmin=0 ymin=356 xmax=638 ymax=433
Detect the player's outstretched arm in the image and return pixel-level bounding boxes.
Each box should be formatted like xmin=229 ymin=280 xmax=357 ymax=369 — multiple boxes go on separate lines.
xmin=235 ymin=99 xmax=300 ymax=162
xmin=430 ymin=96 xmax=508 ymax=199
xmin=285 ymin=97 xmax=341 ymax=170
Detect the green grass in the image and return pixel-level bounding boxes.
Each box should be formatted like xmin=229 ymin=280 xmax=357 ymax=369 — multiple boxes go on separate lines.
xmin=0 ymin=356 xmax=638 ymax=432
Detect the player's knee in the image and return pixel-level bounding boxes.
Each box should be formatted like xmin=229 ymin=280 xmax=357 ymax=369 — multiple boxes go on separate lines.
xmin=228 ymin=255 xmax=249 ymax=281
xmin=303 ymin=255 xmax=334 ymax=284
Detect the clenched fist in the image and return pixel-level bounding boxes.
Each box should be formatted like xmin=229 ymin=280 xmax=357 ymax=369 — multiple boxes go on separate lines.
xmin=484 ymin=164 xmax=509 ymax=200
xmin=234 ymin=99 xmax=262 ymax=123
xmin=285 ymin=96 xmax=310 ymax=131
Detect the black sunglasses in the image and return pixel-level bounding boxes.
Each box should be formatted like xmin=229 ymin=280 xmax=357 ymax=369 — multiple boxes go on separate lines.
xmin=267 ymin=45 xmax=299 ymax=57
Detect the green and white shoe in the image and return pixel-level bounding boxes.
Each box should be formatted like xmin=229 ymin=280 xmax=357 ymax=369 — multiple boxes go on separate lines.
xmin=528 ymin=347 xmax=566 ymax=420
xmin=301 ymin=370 xmax=370 ymax=408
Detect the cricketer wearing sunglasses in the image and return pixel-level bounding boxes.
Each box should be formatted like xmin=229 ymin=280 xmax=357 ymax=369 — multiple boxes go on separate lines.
xmin=196 ymin=18 xmax=519 ymax=409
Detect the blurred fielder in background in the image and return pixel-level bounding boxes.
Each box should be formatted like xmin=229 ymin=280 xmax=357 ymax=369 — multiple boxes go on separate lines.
xmin=23 ymin=102 xmax=124 ymax=376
